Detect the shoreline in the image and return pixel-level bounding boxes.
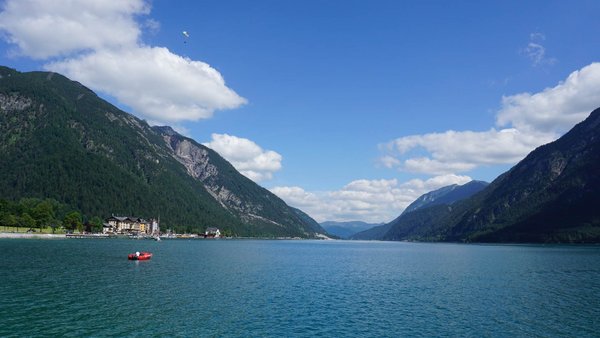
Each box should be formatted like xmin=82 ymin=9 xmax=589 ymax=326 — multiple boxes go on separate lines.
xmin=0 ymin=232 xmax=66 ymax=239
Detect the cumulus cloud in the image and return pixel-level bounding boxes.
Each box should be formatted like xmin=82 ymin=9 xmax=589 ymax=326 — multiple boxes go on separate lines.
xmin=0 ymin=0 xmax=147 ymax=59
xmin=379 ymin=155 xmax=401 ymax=169
xmin=381 ymin=128 xmax=551 ymax=175
xmin=380 ymin=63 xmax=600 ymax=175
xmin=271 ymin=174 xmax=471 ymax=223
xmin=204 ymin=133 xmax=282 ymax=182
xmin=269 ymin=186 xmax=322 ymax=210
xmin=47 ymin=47 xmax=246 ymax=122
xmin=497 ymin=62 xmax=600 ymax=134
xmin=0 ymin=0 xmax=245 ymax=124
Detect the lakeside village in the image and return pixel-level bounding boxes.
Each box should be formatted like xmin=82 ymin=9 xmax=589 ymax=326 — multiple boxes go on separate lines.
xmin=67 ymin=215 xmax=222 ymax=240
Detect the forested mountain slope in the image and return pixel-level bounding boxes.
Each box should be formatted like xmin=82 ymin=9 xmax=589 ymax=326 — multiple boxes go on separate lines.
xmin=0 ymin=66 xmax=326 ymax=237
xmin=383 ymin=108 xmax=600 ymax=243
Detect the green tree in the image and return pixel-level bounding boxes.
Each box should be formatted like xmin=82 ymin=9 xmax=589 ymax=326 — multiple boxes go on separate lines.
xmin=89 ymin=216 xmax=103 ymax=233
xmin=32 ymin=199 xmax=55 ymax=232
xmin=50 ymin=221 xmax=61 ymax=234
xmin=1 ymin=213 xmax=18 ymax=231
xmin=63 ymin=211 xmax=82 ymax=233
xmin=19 ymin=213 xmax=36 ymax=231
xmin=19 ymin=198 xmax=39 ymax=212
xmin=221 ymin=228 xmax=233 ymax=237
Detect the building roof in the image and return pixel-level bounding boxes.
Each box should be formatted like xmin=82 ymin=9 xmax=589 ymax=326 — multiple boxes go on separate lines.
xmin=106 ymin=216 xmax=148 ymax=223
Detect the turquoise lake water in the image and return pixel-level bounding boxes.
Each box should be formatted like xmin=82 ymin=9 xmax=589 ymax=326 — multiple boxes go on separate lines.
xmin=1 ymin=239 xmax=599 ymax=337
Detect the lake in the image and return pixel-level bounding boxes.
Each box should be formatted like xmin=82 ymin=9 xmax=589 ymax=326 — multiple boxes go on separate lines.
xmin=1 ymin=239 xmax=599 ymax=337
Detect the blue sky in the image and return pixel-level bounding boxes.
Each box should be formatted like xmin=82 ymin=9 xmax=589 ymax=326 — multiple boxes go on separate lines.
xmin=1 ymin=0 xmax=599 ymax=223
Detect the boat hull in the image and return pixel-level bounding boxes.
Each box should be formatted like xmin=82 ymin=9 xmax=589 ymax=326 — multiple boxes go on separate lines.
xmin=128 ymin=252 xmax=152 ymax=260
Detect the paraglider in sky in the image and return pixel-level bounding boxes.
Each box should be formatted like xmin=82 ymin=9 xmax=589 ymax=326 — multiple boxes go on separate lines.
xmin=182 ymin=31 xmax=189 ymax=43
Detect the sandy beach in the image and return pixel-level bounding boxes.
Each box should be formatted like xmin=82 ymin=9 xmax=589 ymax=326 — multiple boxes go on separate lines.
xmin=0 ymin=232 xmax=66 ymax=239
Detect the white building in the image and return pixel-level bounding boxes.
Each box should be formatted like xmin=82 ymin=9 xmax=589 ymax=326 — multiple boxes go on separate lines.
xmin=205 ymin=227 xmax=221 ymax=238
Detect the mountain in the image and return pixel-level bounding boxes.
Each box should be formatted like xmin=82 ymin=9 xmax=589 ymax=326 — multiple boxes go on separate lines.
xmin=384 ymin=107 xmax=600 ymax=243
xmin=349 ymin=223 xmax=392 ymax=240
xmin=360 ymin=180 xmax=488 ymax=241
xmin=291 ymin=207 xmax=329 ymax=236
xmin=444 ymin=107 xmax=600 ymax=242
xmin=0 ymin=66 xmax=326 ymax=238
xmin=320 ymin=221 xmax=382 ymax=239
xmin=401 ymin=180 xmax=489 ymax=215
xmin=382 ymin=204 xmax=455 ymax=241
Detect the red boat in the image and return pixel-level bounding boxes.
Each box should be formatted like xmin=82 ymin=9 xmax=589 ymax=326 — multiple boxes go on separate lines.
xmin=128 ymin=251 xmax=152 ymax=260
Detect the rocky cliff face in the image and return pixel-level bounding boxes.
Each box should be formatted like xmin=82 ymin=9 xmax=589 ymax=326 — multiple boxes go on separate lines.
xmin=153 ymin=125 xmax=327 ymax=236
xmin=0 ymin=93 xmax=32 ymax=111
xmin=158 ymin=128 xmax=255 ymax=215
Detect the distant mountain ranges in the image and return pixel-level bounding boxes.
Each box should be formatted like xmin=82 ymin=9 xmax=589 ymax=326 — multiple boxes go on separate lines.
xmin=320 ymin=221 xmax=383 ymax=239
xmin=0 ymin=66 xmax=327 ymax=238
xmin=350 ymin=181 xmax=489 ymax=240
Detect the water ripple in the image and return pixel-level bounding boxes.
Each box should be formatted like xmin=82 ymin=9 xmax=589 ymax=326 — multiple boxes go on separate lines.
xmin=1 ymin=239 xmax=600 ymax=337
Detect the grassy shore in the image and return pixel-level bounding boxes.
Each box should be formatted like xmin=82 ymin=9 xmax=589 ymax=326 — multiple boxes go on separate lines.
xmin=0 ymin=232 xmax=65 ymax=239
xmin=0 ymin=226 xmax=67 ymax=234
xmin=0 ymin=226 xmax=68 ymax=238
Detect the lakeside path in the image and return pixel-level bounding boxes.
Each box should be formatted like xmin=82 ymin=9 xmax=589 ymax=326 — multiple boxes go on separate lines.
xmin=0 ymin=232 xmax=65 ymax=239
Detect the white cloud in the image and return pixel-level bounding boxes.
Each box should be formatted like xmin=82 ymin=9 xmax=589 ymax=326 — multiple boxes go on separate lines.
xmin=380 ymin=63 xmax=600 ymax=175
xmin=0 ymin=0 xmax=148 ymax=59
xmin=46 ymin=47 xmax=247 ymax=123
xmin=204 ymin=133 xmax=282 ymax=182
xmin=379 ymin=155 xmax=401 ymax=169
xmin=0 ymin=0 xmax=246 ymax=123
xmin=403 ymin=157 xmax=476 ymax=176
xmin=522 ymin=32 xmax=556 ymax=67
xmin=271 ymin=174 xmax=471 ymax=223
xmin=381 ymin=127 xmax=551 ymax=175
xmin=524 ymin=43 xmax=547 ymax=66
xmin=143 ymin=19 xmax=161 ymax=35
xmin=269 ymin=186 xmax=321 ymax=210
xmin=497 ymin=62 xmax=600 ymax=134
